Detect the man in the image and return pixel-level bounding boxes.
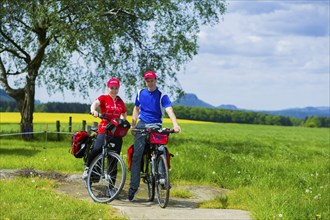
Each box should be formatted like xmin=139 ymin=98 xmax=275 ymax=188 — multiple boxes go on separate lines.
xmin=128 ymin=70 xmax=181 ymax=201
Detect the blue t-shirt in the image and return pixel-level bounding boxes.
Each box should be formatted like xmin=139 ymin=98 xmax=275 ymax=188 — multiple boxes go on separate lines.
xmin=135 ymin=88 xmax=172 ymax=123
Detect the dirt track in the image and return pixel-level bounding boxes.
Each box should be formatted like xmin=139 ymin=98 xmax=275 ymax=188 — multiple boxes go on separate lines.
xmin=1 ymin=169 xmax=251 ymax=220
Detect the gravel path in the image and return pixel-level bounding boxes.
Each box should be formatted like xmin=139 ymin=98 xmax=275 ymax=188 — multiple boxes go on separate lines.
xmin=1 ymin=169 xmax=252 ymax=220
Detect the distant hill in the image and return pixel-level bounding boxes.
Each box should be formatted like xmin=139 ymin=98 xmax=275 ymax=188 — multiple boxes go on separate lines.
xmin=217 ymin=104 xmax=238 ymax=110
xmin=0 ymin=89 xmax=15 ymax=102
xmin=172 ymin=93 xmax=214 ymax=108
xmin=0 ymin=88 xmax=41 ymax=104
xmin=261 ymin=107 xmax=330 ymax=118
xmin=173 ymin=93 xmax=329 ymax=118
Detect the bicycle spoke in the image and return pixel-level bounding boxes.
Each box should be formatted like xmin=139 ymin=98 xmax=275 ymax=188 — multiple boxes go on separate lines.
xmin=86 ymin=152 xmax=126 ymax=203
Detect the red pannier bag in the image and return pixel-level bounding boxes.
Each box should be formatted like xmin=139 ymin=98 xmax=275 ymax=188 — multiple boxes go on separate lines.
xmin=127 ymin=145 xmax=134 ymax=171
xmin=71 ymin=131 xmax=89 ymax=158
xmin=165 ymin=147 xmax=172 ymax=169
xmin=149 ymin=132 xmax=169 ymax=145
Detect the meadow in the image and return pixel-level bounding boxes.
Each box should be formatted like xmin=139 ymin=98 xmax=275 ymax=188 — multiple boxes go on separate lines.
xmin=0 ymin=112 xmax=329 ymax=219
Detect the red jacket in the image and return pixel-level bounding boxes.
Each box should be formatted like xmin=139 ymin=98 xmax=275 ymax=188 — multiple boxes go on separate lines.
xmin=97 ymin=95 xmax=126 ymax=134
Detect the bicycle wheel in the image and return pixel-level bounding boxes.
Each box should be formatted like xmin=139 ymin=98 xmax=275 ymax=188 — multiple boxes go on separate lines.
xmin=143 ymin=154 xmax=155 ymax=202
xmin=155 ymin=154 xmax=170 ymax=208
xmin=86 ymin=152 xmax=126 ymax=203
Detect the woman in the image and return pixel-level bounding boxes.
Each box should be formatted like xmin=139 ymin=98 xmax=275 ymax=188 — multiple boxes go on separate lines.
xmin=82 ymin=77 xmax=127 ymax=179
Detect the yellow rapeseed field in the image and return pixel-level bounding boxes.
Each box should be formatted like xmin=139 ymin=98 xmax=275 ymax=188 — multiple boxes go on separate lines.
xmin=0 ymin=112 xmax=211 ymax=124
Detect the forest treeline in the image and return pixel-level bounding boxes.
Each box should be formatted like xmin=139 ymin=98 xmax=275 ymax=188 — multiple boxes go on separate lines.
xmin=1 ymin=101 xmax=329 ymax=128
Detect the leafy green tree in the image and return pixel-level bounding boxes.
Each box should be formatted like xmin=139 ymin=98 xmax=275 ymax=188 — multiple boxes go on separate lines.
xmin=0 ymin=0 xmax=227 ymax=135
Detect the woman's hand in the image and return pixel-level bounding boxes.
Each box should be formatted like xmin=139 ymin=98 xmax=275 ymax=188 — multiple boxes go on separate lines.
xmin=91 ymin=110 xmax=98 ymax=117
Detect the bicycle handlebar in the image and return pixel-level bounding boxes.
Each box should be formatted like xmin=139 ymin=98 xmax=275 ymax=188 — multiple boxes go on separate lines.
xmin=90 ymin=112 xmax=131 ymax=130
xmin=90 ymin=112 xmax=111 ymax=121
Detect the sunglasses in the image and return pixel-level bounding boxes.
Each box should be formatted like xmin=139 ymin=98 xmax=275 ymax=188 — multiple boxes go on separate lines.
xmin=110 ymin=87 xmax=119 ymax=90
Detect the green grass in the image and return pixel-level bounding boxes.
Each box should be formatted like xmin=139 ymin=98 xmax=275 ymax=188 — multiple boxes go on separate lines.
xmin=0 ymin=177 xmax=125 ymax=220
xmin=1 ymin=122 xmax=329 ymax=219
xmin=168 ymin=123 xmax=329 ymax=220
xmin=170 ymin=188 xmax=194 ymax=199
xmin=199 ymin=194 xmax=229 ymax=209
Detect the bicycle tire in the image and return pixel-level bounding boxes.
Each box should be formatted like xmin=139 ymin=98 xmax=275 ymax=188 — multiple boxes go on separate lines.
xmin=86 ymin=152 xmax=126 ymax=203
xmin=155 ymin=154 xmax=170 ymax=208
xmin=144 ymin=154 xmax=155 ymax=202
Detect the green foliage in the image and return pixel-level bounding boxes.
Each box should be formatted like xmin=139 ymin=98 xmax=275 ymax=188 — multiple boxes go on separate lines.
xmin=304 ymin=116 xmax=330 ymax=128
xmin=1 ymin=0 xmax=227 ymax=99
xmin=0 ymin=100 xmax=18 ymax=112
xmin=173 ymin=105 xmax=329 ymax=128
xmin=35 ymin=102 xmax=90 ymax=113
xmin=1 ymin=0 xmax=227 ymax=132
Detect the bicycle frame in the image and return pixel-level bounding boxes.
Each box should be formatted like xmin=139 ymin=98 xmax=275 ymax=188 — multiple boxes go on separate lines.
xmin=85 ymin=114 xmax=128 ymax=203
xmin=132 ymin=127 xmax=174 ymax=208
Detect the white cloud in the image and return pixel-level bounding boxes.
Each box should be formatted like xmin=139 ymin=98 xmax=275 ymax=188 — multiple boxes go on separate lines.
xmin=177 ymin=0 xmax=330 ymax=110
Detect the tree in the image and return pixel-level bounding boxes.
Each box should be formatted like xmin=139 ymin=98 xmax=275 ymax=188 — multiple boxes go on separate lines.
xmin=0 ymin=0 xmax=227 ymax=135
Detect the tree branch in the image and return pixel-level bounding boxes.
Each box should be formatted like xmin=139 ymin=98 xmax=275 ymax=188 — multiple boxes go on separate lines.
xmin=0 ymin=57 xmax=24 ymax=98
xmin=0 ymin=48 xmax=27 ymax=61
xmin=28 ymin=33 xmax=51 ymax=80
xmin=14 ymin=17 xmax=33 ymax=32
xmin=0 ymin=28 xmax=31 ymax=63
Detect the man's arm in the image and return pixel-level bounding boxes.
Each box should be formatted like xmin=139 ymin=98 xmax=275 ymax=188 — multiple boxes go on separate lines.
xmin=165 ymin=106 xmax=181 ymax=133
xmin=131 ymin=106 xmax=140 ymax=129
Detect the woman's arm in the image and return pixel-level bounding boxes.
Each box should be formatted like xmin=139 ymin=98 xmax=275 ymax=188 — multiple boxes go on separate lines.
xmin=90 ymin=99 xmax=101 ymax=117
xmin=120 ymin=112 xmax=127 ymax=120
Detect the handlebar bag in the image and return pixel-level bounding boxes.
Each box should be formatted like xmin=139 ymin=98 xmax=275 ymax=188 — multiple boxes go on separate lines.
xmin=106 ymin=119 xmax=131 ymax=137
xmin=149 ymin=132 xmax=168 ymax=145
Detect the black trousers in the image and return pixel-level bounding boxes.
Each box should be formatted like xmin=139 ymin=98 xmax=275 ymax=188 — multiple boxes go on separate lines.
xmin=86 ymin=133 xmax=123 ymax=167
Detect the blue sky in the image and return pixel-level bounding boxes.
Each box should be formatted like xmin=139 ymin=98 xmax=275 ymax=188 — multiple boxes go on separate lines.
xmin=35 ymin=0 xmax=330 ymax=110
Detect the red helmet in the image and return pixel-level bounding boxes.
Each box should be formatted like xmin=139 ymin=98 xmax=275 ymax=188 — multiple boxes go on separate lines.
xmin=143 ymin=71 xmax=156 ymax=79
xmin=107 ymin=78 xmax=120 ymax=87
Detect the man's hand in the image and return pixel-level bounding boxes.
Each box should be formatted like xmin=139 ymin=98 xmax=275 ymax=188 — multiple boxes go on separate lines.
xmin=173 ymin=125 xmax=181 ymax=133
xmin=131 ymin=127 xmax=136 ymax=136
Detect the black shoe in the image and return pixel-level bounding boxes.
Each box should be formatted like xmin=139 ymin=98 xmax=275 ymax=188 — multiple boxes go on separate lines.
xmin=90 ymin=174 xmax=100 ymax=183
xmin=128 ymin=188 xmax=138 ymax=201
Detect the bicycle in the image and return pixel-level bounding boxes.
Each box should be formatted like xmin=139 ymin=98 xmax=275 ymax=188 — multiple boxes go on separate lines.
xmin=85 ymin=113 xmax=129 ymax=203
xmin=130 ymin=127 xmax=175 ymax=208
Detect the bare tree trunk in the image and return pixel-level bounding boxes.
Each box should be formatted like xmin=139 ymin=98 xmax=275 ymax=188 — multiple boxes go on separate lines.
xmin=19 ymin=80 xmax=35 ymax=140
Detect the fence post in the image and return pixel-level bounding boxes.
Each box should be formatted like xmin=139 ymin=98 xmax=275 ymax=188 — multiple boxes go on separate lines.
xmin=56 ymin=120 xmax=60 ymax=141
xmin=82 ymin=120 xmax=86 ymax=131
xmin=68 ymin=116 xmax=72 ymax=132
